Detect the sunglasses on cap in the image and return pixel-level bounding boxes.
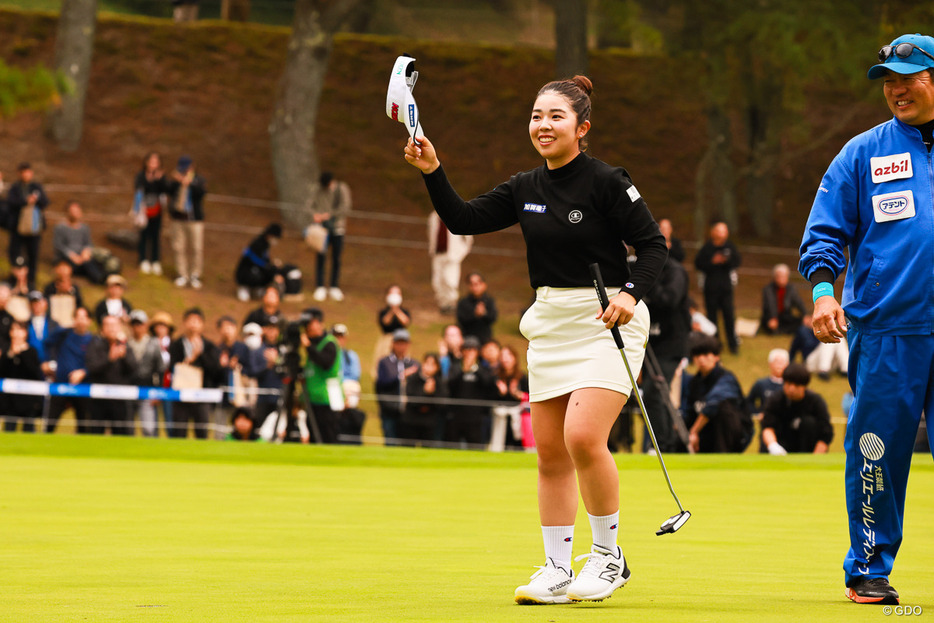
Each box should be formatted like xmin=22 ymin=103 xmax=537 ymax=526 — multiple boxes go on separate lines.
xmin=878 ymin=42 xmax=934 ymax=64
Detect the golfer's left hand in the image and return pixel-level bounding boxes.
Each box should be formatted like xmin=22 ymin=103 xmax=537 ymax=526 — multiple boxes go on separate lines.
xmin=597 ymin=291 xmax=636 ymax=329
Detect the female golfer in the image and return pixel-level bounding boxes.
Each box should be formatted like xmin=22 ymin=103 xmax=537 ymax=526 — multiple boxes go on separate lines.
xmin=404 ymin=75 xmax=667 ymax=604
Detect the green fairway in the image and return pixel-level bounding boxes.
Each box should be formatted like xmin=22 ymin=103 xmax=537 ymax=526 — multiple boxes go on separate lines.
xmin=1 ymin=435 xmax=932 ymax=622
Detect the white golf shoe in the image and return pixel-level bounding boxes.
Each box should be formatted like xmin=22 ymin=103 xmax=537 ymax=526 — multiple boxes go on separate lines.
xmin=313 ymin=287 xmax=327 ymax=301
xmin=514 ymin=558 xmax=573 ymax=605
xmin=565 ymin=544 xmax=630 ymax=602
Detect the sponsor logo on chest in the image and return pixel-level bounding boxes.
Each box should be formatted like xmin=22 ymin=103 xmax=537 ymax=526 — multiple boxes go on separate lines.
xmin=870 ymin=152 xmax=912 ymax=184
xmin=523 ymin=203 xmax=547 ymax=213
xmin=871 ymin=189 xmax=915 ymax=223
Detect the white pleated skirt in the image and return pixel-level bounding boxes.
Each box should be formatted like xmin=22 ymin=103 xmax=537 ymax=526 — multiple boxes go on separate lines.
xmin=519 ymin=286 xmax=650 ymax=402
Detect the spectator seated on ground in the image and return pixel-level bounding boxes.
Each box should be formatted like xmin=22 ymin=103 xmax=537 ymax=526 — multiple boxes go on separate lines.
xmin=235 ymin=223 xmax=284 ymax=302
xmin=53 ymin=200 xmax=106 ymax=284
xmin=761 ymin=363 xmax=834 ymax=455
xmin=683 ymin=335 xmax=753 ymax=454
xmin=747 ymin=348 xmax=790 ymax=420
xmin=759 ymin=263 xmax=805 ymax=335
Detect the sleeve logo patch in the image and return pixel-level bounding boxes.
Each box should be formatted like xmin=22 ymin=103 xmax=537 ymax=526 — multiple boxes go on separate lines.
xmin=870 ymin=152 xmax=912 ymax=183
xmin=523 ymin=203 xmax=547 ymax=213
xmin=568 ymin=210 xmax=583 ymax=223
xmin=872 ymin=189 xmax=915 ymax=222
xmin=626 ymin=185 xmax=641 ymax=202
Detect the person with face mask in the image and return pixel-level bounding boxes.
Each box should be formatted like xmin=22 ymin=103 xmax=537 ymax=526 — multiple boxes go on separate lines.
xmin=234 ymin=223 xmax=285 ymax=302
xmin=372 ymin=284 xmax=412 ymax=375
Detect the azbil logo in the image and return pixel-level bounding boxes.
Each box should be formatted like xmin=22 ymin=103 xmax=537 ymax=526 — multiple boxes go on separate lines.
xmin=870 ymin=152 xmax=913 ymax=183
xmin=391 ymin=103 xmax=399 ymax=121
xmin=879 ymin=195 xmax=910 ymax=215
xmin=874 ymin=159 xmax=910 ymax=178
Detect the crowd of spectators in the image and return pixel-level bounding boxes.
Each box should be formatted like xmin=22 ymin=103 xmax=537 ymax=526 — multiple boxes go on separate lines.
xmin=0 ymin=158 xmax=846 ymax=453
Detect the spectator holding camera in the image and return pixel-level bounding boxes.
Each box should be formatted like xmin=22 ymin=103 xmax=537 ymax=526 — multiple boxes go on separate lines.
xmin=302 ymin=307 xmax=342 ymax=444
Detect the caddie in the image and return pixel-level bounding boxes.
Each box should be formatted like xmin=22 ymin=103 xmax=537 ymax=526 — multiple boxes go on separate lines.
xmin=799 ymin=33 xmax=934 ymax=606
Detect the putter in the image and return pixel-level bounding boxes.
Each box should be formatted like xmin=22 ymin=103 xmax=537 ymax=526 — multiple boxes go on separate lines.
xmin=589 ymin=262 xmax=691 ymax=536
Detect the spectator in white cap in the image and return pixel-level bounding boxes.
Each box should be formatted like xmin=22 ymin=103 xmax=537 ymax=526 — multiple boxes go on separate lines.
xmin=93 ymin=274 xmax=133 ymax=327
xmin=26 ymin=290 xmax=57 ymax=364
xmin=332 ymin=323 xmax=361 ymax=382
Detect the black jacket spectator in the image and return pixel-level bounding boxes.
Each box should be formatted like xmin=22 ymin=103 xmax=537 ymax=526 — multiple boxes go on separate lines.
xmin=456 ymin=292 xmax=498 ymax=344
xmin=446 ymin=362 xmax=498 ymax=446
xmin=85 ymin=330 xmax=139 ymax=435
xmin=762 ymin=390 xmax=834 ymax=452
xmin=0 ymin=338 xmax=43 ymax=432
xmin=404 ymin=368 xmax=448 ymax=444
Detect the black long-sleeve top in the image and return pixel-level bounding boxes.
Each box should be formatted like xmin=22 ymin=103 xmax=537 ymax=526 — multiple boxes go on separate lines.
xmin=423 ymin=153 xmax=668 ymax=300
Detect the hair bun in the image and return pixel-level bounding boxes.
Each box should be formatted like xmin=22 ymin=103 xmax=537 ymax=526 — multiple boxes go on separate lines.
xmin=571 ymin=75 xmax=593 ymax=96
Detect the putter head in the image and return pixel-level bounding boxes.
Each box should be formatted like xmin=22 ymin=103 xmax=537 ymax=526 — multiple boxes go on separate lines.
xmin=656 ymin=510 xmax=691 ymax=536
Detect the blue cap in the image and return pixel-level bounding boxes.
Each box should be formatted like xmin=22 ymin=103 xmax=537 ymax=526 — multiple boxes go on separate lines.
xmin=177 ymin=155 xmax=193 ymax=172
xmin=868 ymin=33 xmax=934 ymax=79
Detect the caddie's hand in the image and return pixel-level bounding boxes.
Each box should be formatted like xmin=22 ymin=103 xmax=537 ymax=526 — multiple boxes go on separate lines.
xmin=812 ymin=295 xmax=847 ymax=343
xmin=404 ymin=136 xmax=440 ymax=174
xmin=597 ymin=291 xmax=636 ymax=329
xmin=688 ymin=430 xmax=700 ymax=454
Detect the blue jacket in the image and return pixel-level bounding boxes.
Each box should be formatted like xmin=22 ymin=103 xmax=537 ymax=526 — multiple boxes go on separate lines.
xmin=799 ymin=117 xmax=934 ymax=335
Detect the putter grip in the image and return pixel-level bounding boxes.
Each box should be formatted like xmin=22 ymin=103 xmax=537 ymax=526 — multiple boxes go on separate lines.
xmin=588 ymin=263 xmax=625 ymax=350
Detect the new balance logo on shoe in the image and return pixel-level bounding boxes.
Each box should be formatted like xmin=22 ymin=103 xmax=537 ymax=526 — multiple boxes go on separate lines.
xmin=598 ymin=563 xmax=620 ymax=583
xmin=547 ymin=578 xmax=572 ymax=592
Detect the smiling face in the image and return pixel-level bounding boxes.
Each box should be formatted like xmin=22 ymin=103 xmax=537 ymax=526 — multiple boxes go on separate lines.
xmin=883 ymin=69 xmax=934 ymax=125
xmin=529 ymin=92 xmax=590 ymax=169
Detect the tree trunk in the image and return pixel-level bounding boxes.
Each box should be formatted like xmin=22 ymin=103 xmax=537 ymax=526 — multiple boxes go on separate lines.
xmin=695 ymin=104 xmax=737 ymax=237
xmin=743 ymin=102 xmax=781 ymax=238
xmin=268 ymin=0 xmax=360 ymax=228
xmin=221 ymin=0 xmax=251 ymax=22
xmin=48 ymin=0 xmax=98 ymax=152
xmin=554 ymin=0 xmax=588 ymax=78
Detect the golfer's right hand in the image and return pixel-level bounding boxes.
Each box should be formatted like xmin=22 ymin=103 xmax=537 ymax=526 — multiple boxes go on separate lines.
xmin=404 ymin=136 xmax=440 ymax=174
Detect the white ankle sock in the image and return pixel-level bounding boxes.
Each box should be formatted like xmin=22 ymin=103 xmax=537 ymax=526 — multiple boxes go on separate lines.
xmin=541 ymin=525 xmax=574 ymax=574
xmin=588 ymin=511 xmax=619 ymax=552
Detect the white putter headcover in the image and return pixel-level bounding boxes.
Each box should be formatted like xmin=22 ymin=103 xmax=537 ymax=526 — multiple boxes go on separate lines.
xmin=386 ymin=55 xmax=423 ymax=144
